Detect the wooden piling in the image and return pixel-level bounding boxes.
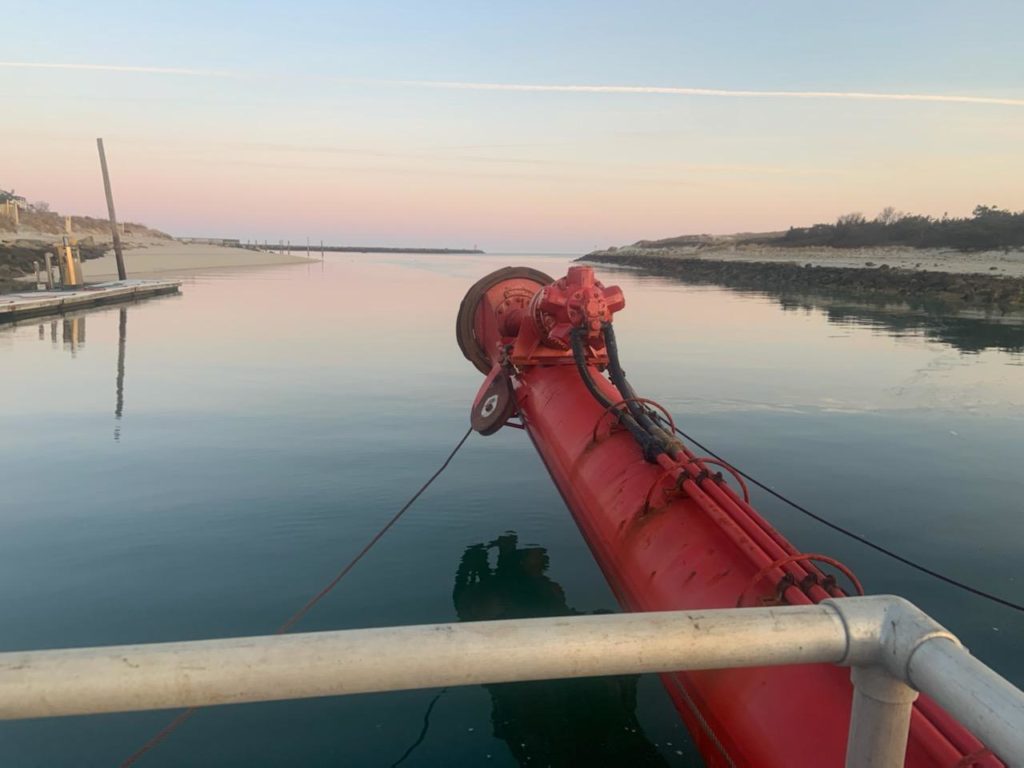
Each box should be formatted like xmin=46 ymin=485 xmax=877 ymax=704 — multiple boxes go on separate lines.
xmin=96 ymin=138 xmax=127 ymax=281
xmin=44 ymin=252 xmax=55 ymax=290
xmin=61 ymin=236 xmax=77 ymax=287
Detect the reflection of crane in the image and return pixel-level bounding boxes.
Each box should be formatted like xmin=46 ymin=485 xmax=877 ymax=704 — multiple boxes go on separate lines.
xmin=452 ymin=533 xmax=672 ymax=767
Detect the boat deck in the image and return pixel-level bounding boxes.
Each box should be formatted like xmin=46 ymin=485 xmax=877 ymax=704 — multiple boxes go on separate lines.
xmin=0 ymin=280 xmax=181 ymax=323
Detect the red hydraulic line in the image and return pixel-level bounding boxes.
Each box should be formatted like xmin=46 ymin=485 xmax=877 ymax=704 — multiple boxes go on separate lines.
xmin=692 ymin=456 xmax=751 ymax=502
xmin=670 ymin=450 xmax=834 ymax=602
xmin=707 ymin=472 xmax=848 ymax=599
xmin=672 ymin=440 xmax=835 ymax=586
xmin=606 ymin=384 xmax=816 ymax=606
xmin=690 ymin=474 xmax=834 ymax=602
xmin=673 ymin=443 xmax=841 ymax=596
xmin=650 ymin=451 xmax=812 ymax=607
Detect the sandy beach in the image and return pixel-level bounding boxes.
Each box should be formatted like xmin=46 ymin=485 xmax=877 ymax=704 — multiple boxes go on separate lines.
xmin=80 ymin=242 xmax=315 ymax=280
xmin=2 ymin=214 xmax=316 ymax=291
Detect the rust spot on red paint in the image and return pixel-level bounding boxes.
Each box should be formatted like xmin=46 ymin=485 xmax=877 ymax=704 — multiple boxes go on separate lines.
xmin=707 ymin=568 xmax=731 ymax=586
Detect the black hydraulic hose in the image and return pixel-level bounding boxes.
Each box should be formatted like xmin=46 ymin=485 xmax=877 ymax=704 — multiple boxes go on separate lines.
xmin=602 ymin=323 xmax=681 ymax=455
xmin=601 ymin=322 xmax=642 ymax=418
xmin=569 ymin=330 xmax=617 ymax=408
xmin=569 ymin=330 xmax=662 ymax=460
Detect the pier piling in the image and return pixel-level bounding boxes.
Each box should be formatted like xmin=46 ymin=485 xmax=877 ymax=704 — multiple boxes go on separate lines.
xmin=96 ymin=138 xmax=127 ymax=281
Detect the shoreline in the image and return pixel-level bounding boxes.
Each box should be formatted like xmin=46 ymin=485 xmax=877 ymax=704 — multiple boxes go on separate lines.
xmin=1 ymin=241 xmax=315 ymax=292
xmin=80 ymin=242 xmax=315 ymax=280
xmin=587 ymin=242 xmax=1024 ymax=277
xmin=580 ymin=248 xmax=1024 ymax=312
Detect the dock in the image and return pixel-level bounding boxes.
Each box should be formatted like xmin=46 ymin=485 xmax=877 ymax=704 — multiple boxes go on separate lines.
xmin=0 ymin=280 xmax=181 ymax=323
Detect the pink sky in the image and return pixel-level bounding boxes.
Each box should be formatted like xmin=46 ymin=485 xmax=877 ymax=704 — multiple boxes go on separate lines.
xmin=3 ymin=66 xmax=1023 ymax=251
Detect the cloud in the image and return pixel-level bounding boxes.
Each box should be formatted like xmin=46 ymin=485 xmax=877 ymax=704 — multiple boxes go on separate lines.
xmin=2 ymin=61 xmax=1023 ymax=108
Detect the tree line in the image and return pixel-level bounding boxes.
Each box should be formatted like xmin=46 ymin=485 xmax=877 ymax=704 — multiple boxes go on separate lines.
xmin=777 ymin=206 xmax=1024 ymax=251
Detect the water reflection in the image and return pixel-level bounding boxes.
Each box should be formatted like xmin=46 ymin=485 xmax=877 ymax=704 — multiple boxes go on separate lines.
xmin=616 ymin=267 xmax=1024 ymax=355
xmin=776 ymin=295 xmax=1024 ymax=354
xmin=28 ymin=307 xmax=130 ymax=440
xmin=114 ymin=307 xmax=127 ymax=440
xmin=30 ymin=316 xmax=86 ymax=356
xmin=61 ymin=316 xmax=85 ymax=356
xmin=453 ymin=533 xmax=671 ymax=767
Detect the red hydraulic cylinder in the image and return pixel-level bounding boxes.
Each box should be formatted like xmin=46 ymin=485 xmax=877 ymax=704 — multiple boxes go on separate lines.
xmin=456 ymin=265 xmax=1000 ymax=768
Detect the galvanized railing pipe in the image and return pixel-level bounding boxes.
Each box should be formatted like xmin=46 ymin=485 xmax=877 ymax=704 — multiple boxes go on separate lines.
xmin=908 ymin=637 xmax=1024 ymax=764
xmin=0 ymin=596 xmax=1021 ymax=767
xmin=0 ymin=605 xmax=847 ymax=719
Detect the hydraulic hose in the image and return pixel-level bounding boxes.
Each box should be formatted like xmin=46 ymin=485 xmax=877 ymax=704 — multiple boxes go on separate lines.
xmin=603 ymin=322 xmax=684 ymax=454
xmin=600 ymin=322 xmax=834 ymax=597
xmin=569 ymin=330 xmax=662 ymax=460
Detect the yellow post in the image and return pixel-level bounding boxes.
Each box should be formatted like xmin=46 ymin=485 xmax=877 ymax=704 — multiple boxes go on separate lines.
xmin=62 ymin=236 xmax=79 ymax=287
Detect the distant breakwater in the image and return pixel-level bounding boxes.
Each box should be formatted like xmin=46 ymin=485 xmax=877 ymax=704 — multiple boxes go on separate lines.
xmin=579 ymin=251 xmax=1024 ymax=312
xmin=258 ymin=245 xmax=484 ymax=255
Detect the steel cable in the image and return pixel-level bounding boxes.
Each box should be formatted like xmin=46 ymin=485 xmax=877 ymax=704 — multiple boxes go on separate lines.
xmin=589 ymin=321 xmax=1024 ymax=614
xmin=120 ymin=427 xmax=474 ymax=766
xmin=664 ymin=421 xmax=1024 ymax=614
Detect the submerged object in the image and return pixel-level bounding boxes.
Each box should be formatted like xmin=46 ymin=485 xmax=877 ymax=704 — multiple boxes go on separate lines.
xmin=456 ymin=265 xmax=1000 ymax=767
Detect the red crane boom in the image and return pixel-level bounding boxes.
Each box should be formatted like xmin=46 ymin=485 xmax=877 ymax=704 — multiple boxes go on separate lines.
xmin=456 ymin=265 xmax=998 ymax=767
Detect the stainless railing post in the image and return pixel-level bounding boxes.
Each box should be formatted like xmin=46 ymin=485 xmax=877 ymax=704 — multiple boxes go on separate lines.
xmin=845 ymin=665 xmax=919 ymax=768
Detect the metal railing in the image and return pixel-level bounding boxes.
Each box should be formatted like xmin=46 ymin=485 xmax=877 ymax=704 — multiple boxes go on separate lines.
xmin=1 ymin=596 xmax=1021 ymax=766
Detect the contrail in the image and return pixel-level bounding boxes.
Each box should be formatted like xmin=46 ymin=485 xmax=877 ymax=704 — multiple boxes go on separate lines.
xmin=0 ymin=62 xmax=242 ymax=78
xmin=2 ymin=61 xmax=1023 ymax=107
xmin=383 ymin=79 xmax=1024 ymax=107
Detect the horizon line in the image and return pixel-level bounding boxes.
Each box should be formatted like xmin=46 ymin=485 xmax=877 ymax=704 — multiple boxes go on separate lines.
xmin=2 ymin=61 xmax=1023 ymax=108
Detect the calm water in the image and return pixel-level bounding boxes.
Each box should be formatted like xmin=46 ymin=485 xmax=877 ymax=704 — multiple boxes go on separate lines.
xmin=2 ymin=253 xmax=1023 ymax=767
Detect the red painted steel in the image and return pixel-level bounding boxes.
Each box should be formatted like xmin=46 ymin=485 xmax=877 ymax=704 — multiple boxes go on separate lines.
xmin=458 ymin=265 xmax=1001 ymax=767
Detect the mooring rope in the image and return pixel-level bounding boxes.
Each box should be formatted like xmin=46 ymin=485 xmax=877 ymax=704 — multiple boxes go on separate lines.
xmin=120 ymin=427 xmax=474 ymax=767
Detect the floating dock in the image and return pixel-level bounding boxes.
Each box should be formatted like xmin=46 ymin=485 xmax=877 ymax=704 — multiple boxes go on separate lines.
xmin=0 ymin=280 xmax=181 ymax=323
